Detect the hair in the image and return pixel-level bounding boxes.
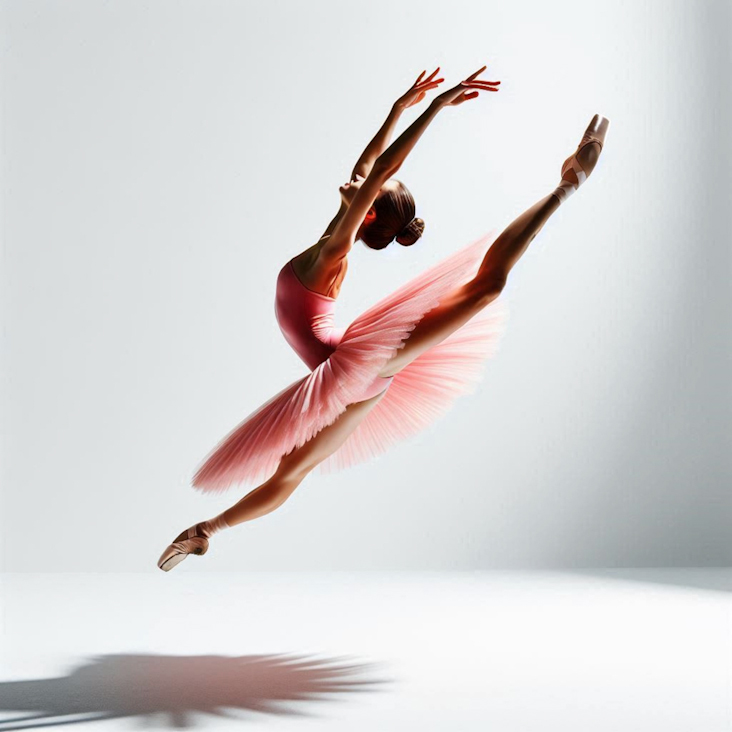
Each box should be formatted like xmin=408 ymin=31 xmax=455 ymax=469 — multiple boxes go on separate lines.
xmin=359 ymin=179 xmax=425 ymax=250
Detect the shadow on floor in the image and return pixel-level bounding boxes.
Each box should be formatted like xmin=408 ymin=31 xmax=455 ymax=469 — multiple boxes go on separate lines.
xmin=0 ymin=652 xmax=391 ymax=729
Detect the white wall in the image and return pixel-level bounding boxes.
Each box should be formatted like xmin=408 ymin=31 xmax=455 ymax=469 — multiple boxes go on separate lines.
xmin=2 ymin=0 xmax=730 ymax=571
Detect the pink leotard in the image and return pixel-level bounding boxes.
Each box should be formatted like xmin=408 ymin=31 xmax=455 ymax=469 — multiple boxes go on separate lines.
xmin=192 ymin=230 xmax=507 ymax=493
xmin=275 ymin=258 xmax=394 ymax=401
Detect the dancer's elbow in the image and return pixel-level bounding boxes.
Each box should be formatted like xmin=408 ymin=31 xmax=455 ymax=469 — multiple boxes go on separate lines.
xmin=373 ymin=155 xmax=399 ymax=178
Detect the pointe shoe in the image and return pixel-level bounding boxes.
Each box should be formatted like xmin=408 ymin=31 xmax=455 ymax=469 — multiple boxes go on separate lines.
xmin=157 ymin=525 xmax=209 ymax=572
xmin=553 ymin=114 xmax=610 ymax=203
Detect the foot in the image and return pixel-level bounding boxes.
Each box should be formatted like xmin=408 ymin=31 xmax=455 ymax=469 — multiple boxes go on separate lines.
xmin=157 ymin=514 xmax=232 ymax=572
xmin=552 ymin=114 xmax=610 ymax=203
xmin=172 ymin=523 xmax=207 ymax=543
xmin=157 ymin=524 xmax=209 ymax=572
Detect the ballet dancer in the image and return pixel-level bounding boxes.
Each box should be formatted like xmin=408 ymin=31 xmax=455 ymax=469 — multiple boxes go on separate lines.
xmin=158 ymin=65 xmax=609 ymax=571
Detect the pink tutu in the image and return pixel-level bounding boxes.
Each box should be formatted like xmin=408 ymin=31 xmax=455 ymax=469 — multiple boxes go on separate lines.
xmin=191 ymin=229 xmax=509 ymax=494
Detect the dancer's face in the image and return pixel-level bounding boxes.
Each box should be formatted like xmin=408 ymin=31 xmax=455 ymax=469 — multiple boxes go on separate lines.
xmin=339 ymin=175 xmax=399 ymax=207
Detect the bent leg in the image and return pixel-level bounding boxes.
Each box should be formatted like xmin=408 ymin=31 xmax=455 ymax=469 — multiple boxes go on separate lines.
xmin=219 ymin=388 xmax=387 ymax=527
xmin=380 ymin=192 xmax=560 ymax=377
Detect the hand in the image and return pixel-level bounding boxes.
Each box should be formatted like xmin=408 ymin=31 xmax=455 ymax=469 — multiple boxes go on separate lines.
xmin=394 ymin=67 xmax=445 ymax=110
xmin=431 ymin=65 xmax=500 ymax=109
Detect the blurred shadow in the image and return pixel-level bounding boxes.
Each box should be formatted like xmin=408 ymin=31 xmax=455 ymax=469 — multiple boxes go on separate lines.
xmin=0 ymin=652 xmax=391 ymax=729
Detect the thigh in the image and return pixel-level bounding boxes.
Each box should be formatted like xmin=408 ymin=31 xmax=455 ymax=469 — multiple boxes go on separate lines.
xmin=278 ymin=389 xmax=386 ymax=477
xmin=379 ymin=280 xmax=502 ymax=378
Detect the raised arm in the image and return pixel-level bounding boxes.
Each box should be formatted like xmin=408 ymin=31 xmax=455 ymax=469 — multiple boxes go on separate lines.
xmin=350 ymin=68 xmax=444 ymax=181
xmin=321 ymin=105 xmax=440 ymax=259
xmin=322 ymin=65 xmax=500 ymax=260
xmin=316 ymin=69 xmax=444 ymax=243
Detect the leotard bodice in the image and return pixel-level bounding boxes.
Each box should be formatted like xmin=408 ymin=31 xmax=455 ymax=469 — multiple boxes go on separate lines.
xmin=275 ymin=259 xmax=347 ymax=371
xmin=193 ymin=230 xmax=508 ymax=493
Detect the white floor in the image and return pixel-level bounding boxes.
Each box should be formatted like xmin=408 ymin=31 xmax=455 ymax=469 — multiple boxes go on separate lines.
xmin=0 ymin=570 xmax=730 ymax=731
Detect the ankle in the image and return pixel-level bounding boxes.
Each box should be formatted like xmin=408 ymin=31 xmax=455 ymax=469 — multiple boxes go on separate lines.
xmin=197 ymin=513 xmax=230 ymax=539
xmin=551 ymin=182 xmax=576 ymax=205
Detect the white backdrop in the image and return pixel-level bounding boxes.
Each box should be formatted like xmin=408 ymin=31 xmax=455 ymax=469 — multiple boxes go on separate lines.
xmin=1 ymin=0 xmax=730 ymax=571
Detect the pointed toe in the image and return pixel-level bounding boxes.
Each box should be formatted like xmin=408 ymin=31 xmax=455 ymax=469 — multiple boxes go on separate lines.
xmin=157 ymin=527 xmax=209 ymax=572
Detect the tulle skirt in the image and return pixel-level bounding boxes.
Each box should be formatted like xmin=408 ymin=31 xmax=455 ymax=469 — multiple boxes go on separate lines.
xmin=191 ymin=229 xmax=509 ymax=494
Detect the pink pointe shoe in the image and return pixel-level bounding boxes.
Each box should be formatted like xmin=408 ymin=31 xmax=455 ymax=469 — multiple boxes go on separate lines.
xmin=552 ymin=113 xmax=610 ymax=203
xmin=157 ymin=525 xmax=209 ymax=572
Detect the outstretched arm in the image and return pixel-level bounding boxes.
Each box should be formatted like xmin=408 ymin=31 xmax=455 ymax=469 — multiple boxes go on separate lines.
xmin=349 ymin=105 xmax=403 ymax=182
xmin=317 ymin=69 xmax=444 ymax=241
xmin=322 ymin=66 xmax=500 ymax=260
xmin=321 ymin=105 xmax=440 ymax=258
xmin=349 ymin=68 xmax=443 ymax=181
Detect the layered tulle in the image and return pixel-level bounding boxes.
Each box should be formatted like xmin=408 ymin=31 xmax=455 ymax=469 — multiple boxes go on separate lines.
xmin=317 ymin=300 xmax=508 ymax=474
xmin=191 ymin=229 xmax=508 ymax=494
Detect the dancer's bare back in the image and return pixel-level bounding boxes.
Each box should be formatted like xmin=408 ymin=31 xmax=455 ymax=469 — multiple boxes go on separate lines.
xmin=290 ymin=233 xmax=349 ymax=300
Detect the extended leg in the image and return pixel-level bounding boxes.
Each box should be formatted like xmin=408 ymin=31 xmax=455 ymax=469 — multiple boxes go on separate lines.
xmin=160 ymin=392 xmax=387 ymax=569
xmin=379 ymin=117 xmax=607 ymax=378
xmin=180 ymin=388 xmax=387 ymax=541
xmin=379 ymin=191 xmax=559 ymax=377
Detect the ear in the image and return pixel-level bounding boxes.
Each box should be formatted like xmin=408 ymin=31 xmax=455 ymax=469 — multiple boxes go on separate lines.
xmin=365 ymin=207 xmax=376 ymax=222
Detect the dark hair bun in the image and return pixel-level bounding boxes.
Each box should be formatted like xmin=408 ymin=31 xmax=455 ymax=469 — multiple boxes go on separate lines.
xmin=395 ymin=217 xmax=425 ymax=247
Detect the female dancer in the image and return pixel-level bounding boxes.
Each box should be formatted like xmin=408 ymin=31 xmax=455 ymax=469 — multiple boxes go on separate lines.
xmin=158 ymin=65 xmax=609 ymax=571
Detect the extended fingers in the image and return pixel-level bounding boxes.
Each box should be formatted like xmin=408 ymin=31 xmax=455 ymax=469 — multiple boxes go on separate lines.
xmin=466 ymin=65 xmax=487 ymax=81
xmin=419 ymin=78 xmax=444 ymax=89
xmin=461 ymin=80 xmax=500 ymax=89
xmin=415 ymin=66 xmax=441 ymax=85
xmin=465 ymin=65 xmax=500 ymax=85
xmin=411 ymin=65 xmax=500 ymax=100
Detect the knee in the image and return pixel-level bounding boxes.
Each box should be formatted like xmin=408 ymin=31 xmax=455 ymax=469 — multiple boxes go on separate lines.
xmin=255 ymin=469 xmax=304 ymax=514
xmin=275 ymin=452 xmax=313 ymax=486
xmin=466 ymin=274 xmax=506 ymax=309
